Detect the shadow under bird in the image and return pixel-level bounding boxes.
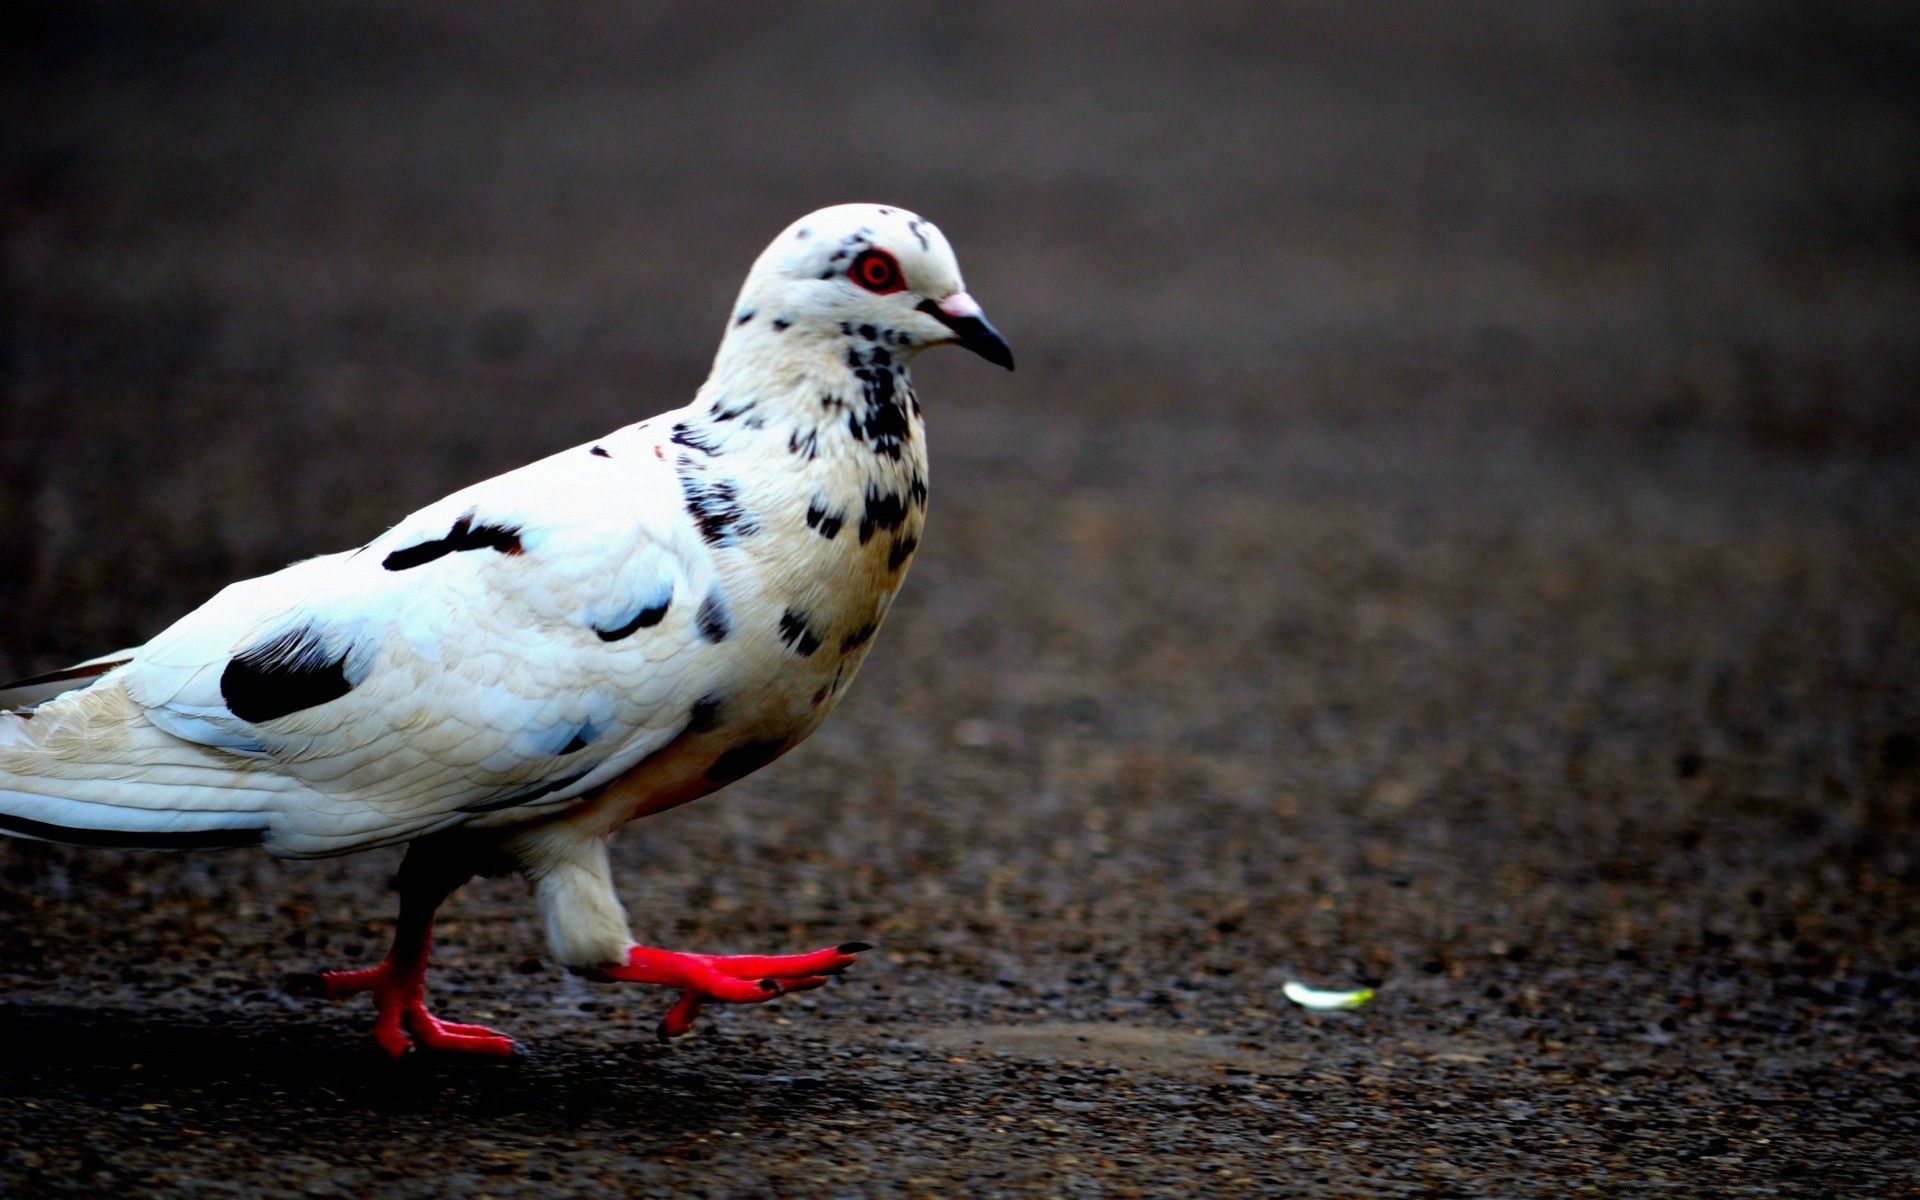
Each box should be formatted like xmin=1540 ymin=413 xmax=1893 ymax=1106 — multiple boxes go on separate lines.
xmin=0 ymin=204 xmax=1012 ymax=1056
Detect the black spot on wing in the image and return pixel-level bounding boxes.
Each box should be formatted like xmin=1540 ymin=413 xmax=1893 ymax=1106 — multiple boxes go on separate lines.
xmin=888 ymin=534 xmax=919 ymax=571
xmin=841 ymin=620 xmax=878 ymax=653
xmin=735 ymin=309 xmax=755 ymax=326
xmin=0 ymin=812 xmax=264 ymax=850
xmin=705 ymin=738 xmax=785 ymax=785
xmin=383 ymin=513 xmax=524 ymax=571
xmin=772 ymin=318 xmax=791 ymax=331
xmin=687 ymin=694 xmax=723 ymax=732
xmin=460 ymin=770 xmax=592 ymax=814
xmin=805 ymin=501 xmax=844 ymax=540
xmin=220 ymin=627 xmax=355 ymax=723
xmin=680 ymin=476 xmax=758 ymax=547
xmin=778 ymin=609 xmax=822 ymax=657
xmin=557 ymin=717 xmax=603 ymax=755
xmin=595 ymin=589 xmax=672 ymax=642
xmin=858 ymin=486 xmax=910 ymax=544
xmin=697 ymin=590 xmax=731 ymax=643
xmin=788 ymin=427 xmax=819 ymax=460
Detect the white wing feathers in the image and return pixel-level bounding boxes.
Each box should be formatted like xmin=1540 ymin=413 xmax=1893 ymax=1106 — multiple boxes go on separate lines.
xmin=0 ymin=435 xmax=722 ymax=858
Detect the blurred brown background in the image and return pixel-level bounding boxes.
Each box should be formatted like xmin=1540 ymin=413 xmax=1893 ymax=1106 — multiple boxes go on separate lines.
xmin=4 ymin=1 xmax=1917 ymax=655
xmin=2 ymin=3 xmax=1918 ymax=1196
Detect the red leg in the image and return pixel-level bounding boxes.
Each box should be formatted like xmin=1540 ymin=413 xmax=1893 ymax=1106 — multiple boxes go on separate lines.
xmin=288 ymin=842 xmax=517 ymax=1059
xmin=592 ymin=941 xmax=872 ymax=1040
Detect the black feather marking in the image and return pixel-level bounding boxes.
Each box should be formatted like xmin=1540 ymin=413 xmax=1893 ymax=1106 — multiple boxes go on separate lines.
xmin=680 ymin=476 xmax=758 ymax=546
xmin=848 ymin=365 xmax=913 ymax=460
xmin=0 ymin=658 xmax=130 ymax=694
xmin=788 ymin=427 xmax=819 ymax=460
xmin=0 ymin=812 xmax=264 ymax=850
xmin=558 ymin=719 xmax=603 ymax=755
xmin=841 ymin=621 xmax=878 ymax=653
xmin=0 ymin=657 xmax=131 ymax=713
xmin=709 ymin=396 xmax=756 ymax=422
xmin=687 ymin=694 xmax=723 ymax=732
xmin=772 ymin=318 xmax=791 ymax=331
xmin=220 ymin=627 xmax=355 ymax=723
xmin=671 ymin=422 xmax=724 ymax=456
xmin=735 ymin=309 xmax=755 ymax=326
xmin=859 ymin=324 xmax=877 ymax=341
xmin=697 ymin=590 xmax=731 ymax=643
xmin=590 ymin=445 xmax=611 ymax=458
xmin=888 ymin=534 xmax=919 ymax=571
xmin=812 ymin=663 xmax=845 ymax=704
xmin=705 ymin=738 xmax=785 ymax=785
xmin=805 ymin=500 xmax=844 ymax=540
xmin=778 ymin=609 xmax=822 ymax=657
xmin=460 ymin=770 xmax=592 ymax=813
xmin=383 ymin=513 xmax=524 ymax=571
xmin=595 ymin=589 xmax=672 ymax=641
xmin=858 ymin=486 xmax=910 ymax=544
xmin=907 ymin=217 xmax=931 ymax=252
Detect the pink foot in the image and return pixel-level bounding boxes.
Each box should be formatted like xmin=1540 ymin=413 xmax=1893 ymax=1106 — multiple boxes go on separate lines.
xmin=290 ymin=961 xmax=518 ymax=1059
xmin=592 ymin=941 xmax=871 ymax=1039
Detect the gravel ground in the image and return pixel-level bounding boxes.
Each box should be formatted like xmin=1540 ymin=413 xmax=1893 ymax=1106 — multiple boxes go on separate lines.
xmin=4 ymin=5 xmax=1919 ymax=1197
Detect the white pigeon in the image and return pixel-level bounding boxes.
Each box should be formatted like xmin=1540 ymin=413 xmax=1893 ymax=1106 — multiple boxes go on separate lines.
xmin=0 ymin=204 xmax=1012 ymax=1057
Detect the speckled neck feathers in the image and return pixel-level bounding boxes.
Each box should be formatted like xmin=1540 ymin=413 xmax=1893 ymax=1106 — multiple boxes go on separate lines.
xmin=669 ymin=314 xmax=930 ymax=574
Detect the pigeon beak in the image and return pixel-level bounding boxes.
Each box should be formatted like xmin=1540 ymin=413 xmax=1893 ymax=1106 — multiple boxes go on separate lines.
xmin=918 ymin=293 xmax=1015 ymax=371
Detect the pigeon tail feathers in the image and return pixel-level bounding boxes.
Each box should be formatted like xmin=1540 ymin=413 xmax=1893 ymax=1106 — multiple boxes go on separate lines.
xmin=0 ymin=672 xmax=280 ymax=851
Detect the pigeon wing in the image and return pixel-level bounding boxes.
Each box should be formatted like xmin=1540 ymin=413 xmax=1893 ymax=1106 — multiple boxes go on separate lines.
xmin=110 ymin=437 xmax=722 ymax=857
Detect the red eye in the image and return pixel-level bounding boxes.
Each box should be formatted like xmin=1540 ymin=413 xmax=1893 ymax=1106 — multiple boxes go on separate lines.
xmin=849 ymin=248 xmax=905 ymax=294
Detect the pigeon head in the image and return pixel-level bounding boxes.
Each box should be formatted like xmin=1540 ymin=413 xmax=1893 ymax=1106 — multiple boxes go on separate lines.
xmin=731 ymin=204 xmax=1013 ymax=371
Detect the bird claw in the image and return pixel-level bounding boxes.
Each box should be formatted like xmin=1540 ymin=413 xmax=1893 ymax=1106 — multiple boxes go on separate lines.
xmin=290 ymin=959 xmax=518 ymax=1059
xmin=596 ymin=941 xmax=870 ymax=1039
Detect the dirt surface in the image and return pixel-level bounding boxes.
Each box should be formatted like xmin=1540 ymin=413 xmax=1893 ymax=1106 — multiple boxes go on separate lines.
xmin=4 ymin=4 xmax=1920 ymax=1197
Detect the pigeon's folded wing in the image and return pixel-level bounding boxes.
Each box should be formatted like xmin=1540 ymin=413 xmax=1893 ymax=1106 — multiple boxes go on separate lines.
xmin=106 ymin=442 xmax=720 ymax=855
